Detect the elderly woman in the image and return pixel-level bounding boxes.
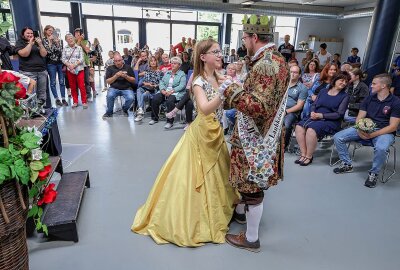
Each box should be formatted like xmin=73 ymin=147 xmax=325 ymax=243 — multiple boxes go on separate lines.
xmin=62 ymin=33 xmax=87 ymax=108
xmin=150 ymin=56 xmax=186 ymax=129
xmin=15 ymin=27 xmax=47 ymax=106
xmin=43 ymin=25 xmax=67 ymax=107
xmin=295 ymin=72 xmax=350 ymax=166
xmin=134 ymin=56 xmax=163 ymax=122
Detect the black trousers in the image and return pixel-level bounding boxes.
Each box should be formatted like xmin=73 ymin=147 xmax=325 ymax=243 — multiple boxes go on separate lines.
xmin=151 ymin=93 xmax=177 ymax=123
xmin=84 ymin=66 xmax=91 ymax=97
xmin=175 ymin=91 xmax=194 ymax=123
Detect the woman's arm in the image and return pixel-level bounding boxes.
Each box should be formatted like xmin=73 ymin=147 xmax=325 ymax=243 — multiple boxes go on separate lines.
xmin=322 ymin=95 xmax=350 ymax=120
xmin=17 ymin=42 xmax=33 ymax=58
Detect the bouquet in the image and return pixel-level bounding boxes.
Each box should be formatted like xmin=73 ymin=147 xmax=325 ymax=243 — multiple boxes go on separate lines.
xmin=354 ymin=118 xmax=376 ymax=133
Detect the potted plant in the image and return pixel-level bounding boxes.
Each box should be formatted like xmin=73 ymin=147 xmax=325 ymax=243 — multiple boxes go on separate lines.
xmin=0 ymin=36 xmax=57 ymax=269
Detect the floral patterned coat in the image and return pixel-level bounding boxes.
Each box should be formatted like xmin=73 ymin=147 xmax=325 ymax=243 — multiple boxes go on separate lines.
xmin=224 ymin=46 xmax=289 ymax=194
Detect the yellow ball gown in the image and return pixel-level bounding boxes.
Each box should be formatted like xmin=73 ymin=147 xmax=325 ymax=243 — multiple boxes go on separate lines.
xmin=132 ymin=76 xmax=239 ymax=247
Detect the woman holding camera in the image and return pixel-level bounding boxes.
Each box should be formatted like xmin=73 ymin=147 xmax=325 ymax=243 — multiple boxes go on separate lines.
xmin=15 ymin=27 xmax=48 ymax=106
xmin=43 ymin=25 xmax=67 ymax=107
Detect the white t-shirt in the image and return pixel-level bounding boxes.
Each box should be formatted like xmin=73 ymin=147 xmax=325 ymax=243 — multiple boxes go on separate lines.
xmin=316 ymin=51 xmax=332 ymax=66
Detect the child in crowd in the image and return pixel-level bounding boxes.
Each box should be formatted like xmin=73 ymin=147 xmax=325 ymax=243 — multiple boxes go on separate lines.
xmin=103 ymin=50 xmax=114 ymax=92
xmin=332 ymin=53 xmax=341 ymax=68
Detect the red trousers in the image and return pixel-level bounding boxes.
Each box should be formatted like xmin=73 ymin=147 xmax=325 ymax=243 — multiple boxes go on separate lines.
xmin=67 ymin=70 xmax=87 ymax=104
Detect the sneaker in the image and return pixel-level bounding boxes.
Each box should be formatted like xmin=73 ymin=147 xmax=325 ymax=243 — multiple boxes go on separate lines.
xmin=62 ymin=99 xmax=69 ymax=106
xmin=102 ymin=87 xmax=108 ymax=92
xmin=134 ymin=114 xmax=143 ymax=122
xmin=137 ymin=107 xmax=144 ymax=115
xmin=102 ymin=113 xmax=112 ymax=119
xmin=72 ymin=103 xmax=78 ymax=108
xmin=55 ymin=99 xmax=62 ymax=106
xmin=166 ymin=110 xmax=177 ymax=119
xmin=225 ymin=232 xmax=260 ymax=253
xmin=164 ymin=123 xmax=173 ymax=129
xmin=149 ymin=119 xmax=158 ymax=125
xmin=333 ymin=162 xmax=353 ymax=174
xmin=122 ymin=110 xmax=129 ymax=116
xmin=364 ymin=173 xmax=378 ymax=188
xmin=82 ymin=103 xmax=88 ymax=109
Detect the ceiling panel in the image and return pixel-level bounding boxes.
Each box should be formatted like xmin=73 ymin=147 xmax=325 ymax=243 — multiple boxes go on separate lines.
xmin=226 ymin=0 xmax=376 ymax=8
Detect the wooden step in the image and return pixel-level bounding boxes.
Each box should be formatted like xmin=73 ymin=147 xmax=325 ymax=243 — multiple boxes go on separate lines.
xmin=42 ymin=171 xmax=90 ymax=242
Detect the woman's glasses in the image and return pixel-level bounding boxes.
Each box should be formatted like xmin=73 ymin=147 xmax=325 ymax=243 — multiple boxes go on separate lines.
xmin=205 ymin=49 xmax=222 ymax=56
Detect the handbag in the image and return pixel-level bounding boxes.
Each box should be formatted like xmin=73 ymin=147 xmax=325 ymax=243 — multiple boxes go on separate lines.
xmin=62 ymin=47 xmax=77 ymax=74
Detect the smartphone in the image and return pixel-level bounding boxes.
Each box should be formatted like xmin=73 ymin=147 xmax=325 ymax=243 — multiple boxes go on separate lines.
xmin=52 ymin=31 xmax=59 ymax=39
xmin=33 ymin=31 xmax=39 ymax=38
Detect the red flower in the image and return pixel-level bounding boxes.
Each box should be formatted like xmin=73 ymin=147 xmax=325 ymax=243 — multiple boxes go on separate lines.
xmin=38 ymin=165 xmax=52 ymax=181
xmin=37 ymin=183 xmax=57 ymax=206
xmin=15 ymin=100 xmax=20 ymax=106
xmin=14 ymin=82 xmax=27 ymax=99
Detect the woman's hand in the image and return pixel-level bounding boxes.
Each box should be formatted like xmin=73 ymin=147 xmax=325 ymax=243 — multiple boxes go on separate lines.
xmin=311 ymin=94 xmax=317 ymax=102
xmin=218 ymin=79 xmax=233 ymax=97
xmin=310 ymin=112 xmax=323 ymax=120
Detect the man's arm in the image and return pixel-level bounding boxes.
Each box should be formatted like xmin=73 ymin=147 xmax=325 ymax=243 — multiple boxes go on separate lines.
xmin=286 ymin=99 xmax=305 ymax=114
xmin=369 ymin=117 xmax=400 ymax=138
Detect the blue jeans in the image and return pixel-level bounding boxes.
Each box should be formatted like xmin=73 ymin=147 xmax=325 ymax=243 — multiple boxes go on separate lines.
xmin=136 ymin=87 xmax=155 ymax=110
xmin=284 ymin=112 xmax=298 ymax=148
xmin=47 ymin=63 xmax=65 ymax=99
xmin=333 ymin=127 xmax=395 ymax=174
xmin=106 ymin=88 xmax=134 ymax=114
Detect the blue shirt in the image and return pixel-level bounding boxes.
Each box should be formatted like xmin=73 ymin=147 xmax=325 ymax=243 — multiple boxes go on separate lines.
xmin=286 ymin=81 xmax=308 ymax=109
xmin=347 ymin=55 xmax=361 ymax=64
xmin=360 ymin=93 xmax=400 ymax=129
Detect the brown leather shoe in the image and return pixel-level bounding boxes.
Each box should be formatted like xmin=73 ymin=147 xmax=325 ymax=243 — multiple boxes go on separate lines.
xmin=225 ymin=231 xmax=260 ymax=253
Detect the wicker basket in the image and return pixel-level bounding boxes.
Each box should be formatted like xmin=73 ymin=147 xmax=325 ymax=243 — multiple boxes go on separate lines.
xmin=0 ymin=180 xmax=29 ymax=270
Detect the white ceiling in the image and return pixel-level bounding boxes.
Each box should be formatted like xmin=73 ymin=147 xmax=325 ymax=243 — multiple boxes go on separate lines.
xmin=229 ymin=0 xmax=376 ymax=8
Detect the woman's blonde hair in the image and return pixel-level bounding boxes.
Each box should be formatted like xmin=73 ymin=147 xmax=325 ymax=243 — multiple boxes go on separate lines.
xmin=192 ymin=39 xmax=219 ymax=81
xmin=43 ymin=25 xmax=54 ymax=36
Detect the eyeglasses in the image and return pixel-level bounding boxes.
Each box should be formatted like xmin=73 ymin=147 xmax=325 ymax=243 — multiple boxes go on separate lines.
xmin=205 ymin=49 xmax=222 ymax=56
xmin=241 ymin=35 xmax=254 ymax=42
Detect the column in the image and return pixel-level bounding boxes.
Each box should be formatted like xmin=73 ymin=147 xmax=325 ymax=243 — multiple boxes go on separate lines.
xmin=9 ymin=0 xmax=41 ymax=35
xmin=362 ymin=0 xmax=400 ymax=85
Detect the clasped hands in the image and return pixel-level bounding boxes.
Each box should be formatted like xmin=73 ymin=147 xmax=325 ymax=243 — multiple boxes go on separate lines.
xmin=310 ymin=112 xmax=323 ymax=120
xmin=161 ymin=89 xmax=175 ymax=97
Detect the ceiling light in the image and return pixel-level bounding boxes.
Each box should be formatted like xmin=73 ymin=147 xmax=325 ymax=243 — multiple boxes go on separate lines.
xmin=145 ymin=10 xmax=150 ymax=18
xmin=301 ymin=0 xmax=316 ymax=4
xmin=241 ymin=1 xmax=255 ymax=4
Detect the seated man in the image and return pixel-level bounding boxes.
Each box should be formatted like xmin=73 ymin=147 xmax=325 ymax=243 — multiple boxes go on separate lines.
xmin=333 ymin=73 xmax=400 ymax=188
xmin=284 ymin=65 xmax=308 ymax=150
xmin=103 ymin=52 xmax=136 ymax=118
xmin=150 ymin=57 xmax=186 ymax=129
xmin=159 ymin=53 xmax=172 ymax=74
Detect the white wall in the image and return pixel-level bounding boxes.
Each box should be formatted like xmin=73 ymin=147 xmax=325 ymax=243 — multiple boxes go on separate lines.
xmin=338 ymin=17 xmax=372 ymax=63
xmin=296 ymin=17 xmax=372 ymax=63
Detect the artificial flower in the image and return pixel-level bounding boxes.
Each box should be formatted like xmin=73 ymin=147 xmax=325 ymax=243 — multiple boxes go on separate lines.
xmin=37 ymin=183 xmax=57 ymax=206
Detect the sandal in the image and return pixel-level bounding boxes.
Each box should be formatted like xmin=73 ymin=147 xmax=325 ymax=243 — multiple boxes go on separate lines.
xmin=300 ymin=156 xmax=313 ymax=166
xmin=294 ymin=156 xmax=306 ymax=164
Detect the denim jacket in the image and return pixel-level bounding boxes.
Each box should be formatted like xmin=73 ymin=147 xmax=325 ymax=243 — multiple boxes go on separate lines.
xmin=158 ymin=70 xmax=187 ymax=100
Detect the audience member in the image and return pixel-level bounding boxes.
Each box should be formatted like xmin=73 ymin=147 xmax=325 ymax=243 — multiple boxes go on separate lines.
xmin=149 ymin=57 xmax=186 ymax=129
xmin=302 ymin=59 xmax=320 ymax=89
xmin=15 ymin=27 xmax=48 ymax=106
xmin=390 ymin=67 xmax=400 ymax=98
xmin=346 ymin=68 xmax=369 ymax=122
xmin=103 ymin=50 xmax=114 ymax=91
xmin=237 ymin=43 xmax=247 ymax=58
xmin=62 ymin=33 xmax=86 ymax=108
xmin=332 ymin=53 xmax=341 ymax=68
xmin=229 ymin=48 xmax=238 ymax=63
xmin=103 ymin=52 xmax=136 ymax=118
xmin=333 ymin=73 xmax=400 ymax=188
xmin=134 ymin=50 xmax=149 ymax=78
xmin=301 ymin=50 xmax=313 ymax=68
xmin=347 ymin=47 xmax=361 ymax=68
xmin=278 ymin=34 xmax=295 ymax=62
xmin=173 ymin=37 xmax=186 ymax=54
xmin=92 ymin=38 xmax=103 ymax=71
xmin=315 ymin=43 xmax=331 ymax=66
xmin=302 ymin=63 xmax=338 ymax=118
xmin=159 ymin=53 xmax=172 ymax=73
xmin=284 ymin=65 xmax=308 ymax=150
xmin=180 ymin=52 xmax=192 ymax=74
xmin=122 ymin=47 xmax=133 ymax=66
xmin=341 ymin=62 xmax=352 ymax=72
xmin=295 ymin=72 xmax=350 ymax=166
xmin=0 ymin=36 xmax=16 ymax=70
xmin=43 ymin=25 xmax=67 ymax=106
xmin=134 ymin=56 xmax=163 ymax=122
xmin=74 ymin=28 xmax=92 ymax=100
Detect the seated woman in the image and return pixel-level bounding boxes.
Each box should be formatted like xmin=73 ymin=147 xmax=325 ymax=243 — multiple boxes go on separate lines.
xmin=302 ymin=63 xmax=338 ymax=118
xmin=345 ymin=68 xmax=369 ymax=123
xmin=295 ymin=72 xmax=350 ymax=166
xmin=302 ymin=59 xmax=320 ymax=89
xmin=134 ymin=56 xmax=163 ymax=122
xmin=150 ymin=56 xmax=186 ymax=129
xmin=301 ymin=50 xmax=314 ymax=68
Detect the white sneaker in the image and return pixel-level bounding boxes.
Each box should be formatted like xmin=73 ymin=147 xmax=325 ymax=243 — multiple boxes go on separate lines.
xmin=134 ymin=114 xmax=143 ymax=122
xmin=149 ymin=120 xmax=158 ymax=125
xmin=164 ymin=123 xmax=173 ymax=129
xmin=137 ymin=107 xmax=144 ymax=115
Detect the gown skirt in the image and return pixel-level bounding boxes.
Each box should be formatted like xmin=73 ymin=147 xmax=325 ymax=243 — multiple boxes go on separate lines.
xmin=131 ymin=112 xmax=239 ymax=247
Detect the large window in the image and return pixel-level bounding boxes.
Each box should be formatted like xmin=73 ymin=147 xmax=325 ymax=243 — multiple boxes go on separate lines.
xmin=172 ymin=24 xmax=195 ymax=46
xmin=38 ymin=0 xmax=70 ymax=13
xmin=86 ymin=19 xmax=113 ymax=60
xmin=198 ymin=12 xmax=222 ymax=23
xmin=197 ymin=25 xmax=219 ymax=41
xmin=114 ymin=20 xmax=139 ymax=53
xmin=146 ymin=22 xmax=170 ymax=52
xmin=113 ymin=5 xmax=142 ymax=18
xmin=81 ymin=3 xmax=113 ymax=16
xmin=40 ymin=16 xmax=70 ymax=41
xmin=275 ymin=16 xmax=297 ymax=47
xmin=170 ymin=9 xmax=197 ymax=22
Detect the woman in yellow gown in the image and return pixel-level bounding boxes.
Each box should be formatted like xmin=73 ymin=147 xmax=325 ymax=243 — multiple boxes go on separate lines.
xmin=132 ymin=39 xmax=239 ymax=247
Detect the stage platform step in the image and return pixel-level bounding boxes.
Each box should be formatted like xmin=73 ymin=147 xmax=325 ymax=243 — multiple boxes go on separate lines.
xmin=42 ymin=171 xmax=90 ymax=242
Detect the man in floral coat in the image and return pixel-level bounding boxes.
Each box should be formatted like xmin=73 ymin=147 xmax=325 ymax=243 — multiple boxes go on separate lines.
xmin=224 ymin=15 xmax=289 ymax=252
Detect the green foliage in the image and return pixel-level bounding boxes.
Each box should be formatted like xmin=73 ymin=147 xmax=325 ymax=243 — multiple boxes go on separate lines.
xmin=197 ymin=25 xmax=219 ymax=41
xmin=0 ymin=83 xmax=24 ymax=122
xmin=0 ymin=20 xmax=11 ymax=37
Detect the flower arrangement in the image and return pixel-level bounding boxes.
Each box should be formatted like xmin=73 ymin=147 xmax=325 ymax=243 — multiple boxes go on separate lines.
xmin=298 ymin=40 xmax=308 ymax=50
xmin=0 ymin=69 xmax=57 ymax=234
xmin=354 ymin=118 xmax=376 ymax=133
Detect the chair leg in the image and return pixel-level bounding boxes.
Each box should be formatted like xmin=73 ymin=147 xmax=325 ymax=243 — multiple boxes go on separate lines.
xmin=329 ymin=144 xmax=340 ymax=167
xmin=381 ymin=145 xmax=396 ymax=184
